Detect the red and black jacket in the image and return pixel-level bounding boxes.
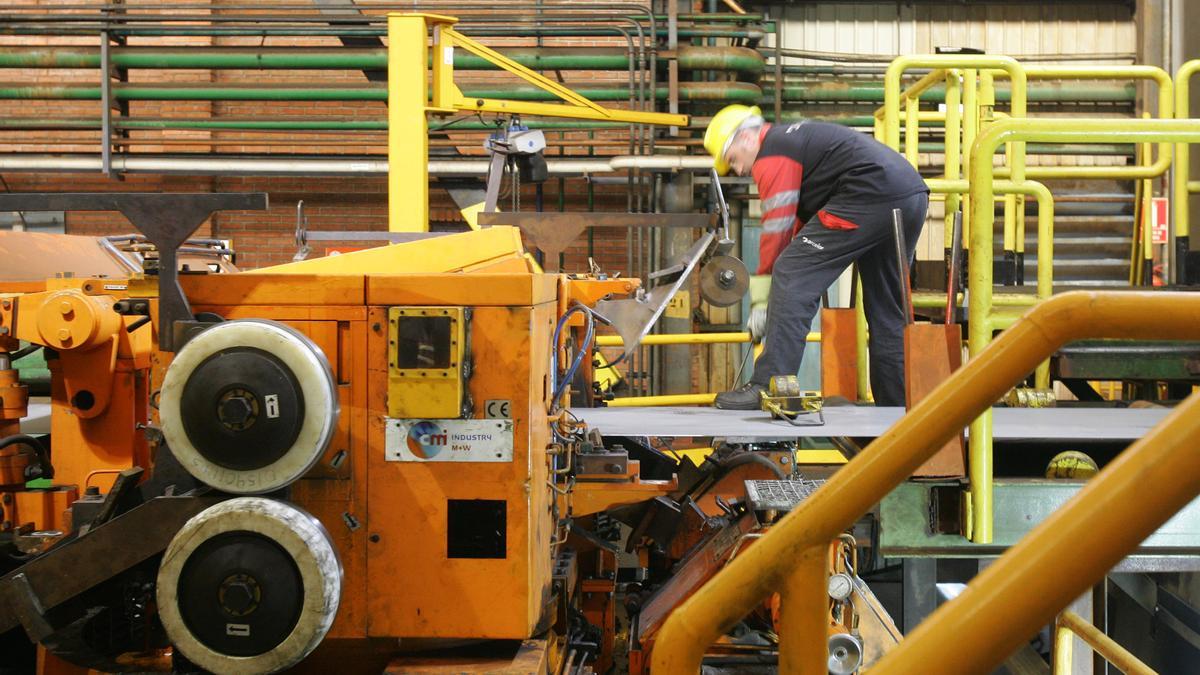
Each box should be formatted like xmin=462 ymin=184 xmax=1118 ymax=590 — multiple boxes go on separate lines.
xmin=751 ymin=121 xmax=928 ymax=273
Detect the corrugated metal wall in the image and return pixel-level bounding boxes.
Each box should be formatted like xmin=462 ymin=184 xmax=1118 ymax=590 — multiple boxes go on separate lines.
xmin=757 ymin=2 xmax=1141 ymax=263
xmin=773 ymin=3 xmax=1136 ymax=64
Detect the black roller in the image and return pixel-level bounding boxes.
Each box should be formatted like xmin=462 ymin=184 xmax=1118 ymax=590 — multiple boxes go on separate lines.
xmin=179 ymin=348 xmax=305 ymax=471
xmin=176 ymin=531 xmax=304 ymax=657
xmin=157 ymin=497 xmax=342 ymax=675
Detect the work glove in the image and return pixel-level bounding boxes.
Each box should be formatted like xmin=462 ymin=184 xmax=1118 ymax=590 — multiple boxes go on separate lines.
xmin=747 ymin=274 xmax=770 ymax=342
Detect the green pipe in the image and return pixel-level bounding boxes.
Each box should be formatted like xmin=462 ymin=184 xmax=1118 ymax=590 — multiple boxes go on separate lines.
xmin=0 ymin=45 xmax=764 ymax=74
xmin=677 ymin=46 xmax=763 ymax=74
xmin=0 ymin=81 xmax=763 ymax=104
xmin=761 ymin=82 xmax=1136 ymax=103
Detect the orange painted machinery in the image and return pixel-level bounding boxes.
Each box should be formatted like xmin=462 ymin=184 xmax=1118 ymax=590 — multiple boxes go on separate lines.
xmin=0 ymin=192 xmax=878 ymax=675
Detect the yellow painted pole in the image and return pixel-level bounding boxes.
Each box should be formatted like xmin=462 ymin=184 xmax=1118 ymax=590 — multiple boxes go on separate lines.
xmin=1054 ymin=623 xmax=1074 ymax=675
xmin=968 ymin=117 xmax=1200 ymax=543
xmin=387 ymin=14 xmax=431 ymax=233
xmin=854 ymin=276 xmax=869 ymax=401
xmin=1028 ymin=183 xmax=1054 ymax=389
xmin=873 ymin=392 xmax=1200 ymax=674
xmin=1053 ymin=611 xmax=1157 ymax=675
xmin=606 ymin=393 xmax=716 ymax=407
xmin=1142 ymin=115 xmax=1155 ymax=284
xmin=943 ymin=70 xmax=962 ymax=250
xmin=962 ymin=68 xmax=978 ymax=249
xmin=595 ymin=332 xmax=819 ymax=347
xmin=904 ymin=95 xmax=920 ymax=167
xmin=1174 ymin=61 xmax=1200 ymax=275
xmin=777 ymin=546 xmax=828 ymax=674
xmin=650 ymin=291 xmax=1200 ymax=675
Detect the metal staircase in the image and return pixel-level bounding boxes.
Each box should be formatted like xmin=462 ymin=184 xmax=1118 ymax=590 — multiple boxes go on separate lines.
xmin=992 ymin=190 xmax=1139 ymax=288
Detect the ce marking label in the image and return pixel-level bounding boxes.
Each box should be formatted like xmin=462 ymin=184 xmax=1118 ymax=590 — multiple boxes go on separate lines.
xmin=485 ymin=400 xmax=511 ymax=419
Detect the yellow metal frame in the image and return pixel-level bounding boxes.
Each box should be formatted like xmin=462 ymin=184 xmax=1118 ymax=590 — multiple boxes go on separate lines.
xmin=594 ymin=332 xmax=820 ymax=347
xmin=989 ymin=65 xmax=1174 ymax=179
xmin=607 ymin=393 xmax=716 ymax=407
xmin=386 ymin=14 xmax=689 ymax=233
xmin=1053 ymin=611 xmax=1156 ymax=675
xmin=1174 ymin=60 xmax=1200 ymax=251
xmin=874 ymin=58 xmax=1191 ymax=538
xmin=651 ymin=290 xmax=1200 ymax=674
xmin=968 ymin=117 xmax=1200 ymax=542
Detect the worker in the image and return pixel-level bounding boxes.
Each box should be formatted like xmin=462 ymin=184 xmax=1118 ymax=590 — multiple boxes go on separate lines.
xmin=704 ymin=105 xmax=928 ymax=409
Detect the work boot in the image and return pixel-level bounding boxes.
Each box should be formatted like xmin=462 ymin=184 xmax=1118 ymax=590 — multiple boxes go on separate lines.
xmin=714 ymin=382 xmax=767 ymax=410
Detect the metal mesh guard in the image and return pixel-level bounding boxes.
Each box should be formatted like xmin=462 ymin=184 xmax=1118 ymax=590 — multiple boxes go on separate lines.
xmin=745 ymin=478 xmax=825 ymax=512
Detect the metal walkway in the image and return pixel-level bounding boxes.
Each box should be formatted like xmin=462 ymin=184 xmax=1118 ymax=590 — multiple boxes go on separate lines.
xmin=572 ymin=405 xmax=1171 ymax=440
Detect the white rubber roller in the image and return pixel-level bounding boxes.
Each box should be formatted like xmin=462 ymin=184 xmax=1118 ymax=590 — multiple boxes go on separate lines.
xmin=158 ymin=319 xmax=338 ymax=494
xmin=157 ymin=497 xmax=342 ymax=675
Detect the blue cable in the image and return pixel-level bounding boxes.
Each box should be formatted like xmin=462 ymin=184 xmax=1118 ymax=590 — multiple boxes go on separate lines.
xmin=551 ymin=305 xmax=595 ymax=411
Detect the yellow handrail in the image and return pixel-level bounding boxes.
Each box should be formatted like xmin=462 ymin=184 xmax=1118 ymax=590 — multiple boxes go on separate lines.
xmin=988 ymin=65 xmax=1174 ymax=179
xmin=927 ymin=177 xmax=1055 ymax=390
xmin=879 ymin=55 xmax=1027 ymax=152
xmin=1173 ymin=59 xmax=1200 ymax=282
xmin=874 ymin=392 xmax=1199 ymax=673
xmin=1053 ymin=611 xmax=1156 ymax=675
xmin=650 ymin=290 xmax=1200 ymax=673
xmin=594 ymin=332 xmax=820 ymax=347
xmin=607 ymin=393 xmax=716 ymax=407
xmin=968 ymin=117 xmax=1200 ymax=542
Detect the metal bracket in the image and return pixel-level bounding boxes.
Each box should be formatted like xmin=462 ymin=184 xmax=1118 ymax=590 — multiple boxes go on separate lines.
xmin=0 ymin=193 xmax=268 ymax=351
xmin=477 ymin=211 xmax=714 ymax=272
xmin=293 ymin=199 xmax=311 ymax=261
xmin=592 ymin=230 xmax=715 ymax=362
xmin=0 ymin=493 xmax=222 ymax=637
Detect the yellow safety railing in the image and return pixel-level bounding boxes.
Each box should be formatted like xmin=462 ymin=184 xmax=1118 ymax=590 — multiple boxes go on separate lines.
xmin=871 ymin=60 xmax=1188 ymax=541
xmin=595 ymin=332 xmax=818 ymax=347
xmin=989 ymin=65 xmax=1174 ymax=179
xmin=1174 ymin=59 xmax=1200 ymax=283
xmin=876 ymin=55 xmax=1027 ymax=249
xmin=1054 ymin=610 xmax=1156 ymax=675
xmin=879 ymin=60 xmax=1175 ymax=275
xmin=597 ymin=333 xmax=818 ymax=407
xmin=650 ymin=290 xmax=1200 ymax=674
xmin=874 ymin=399 xmax=1198 ymax=673
xmin=967 ymin=117 xmax=1200 ymax=542
xmin=927 ymin=177 xmax=1055 ymax=389
xmin=608 ymin=393 xmax=716 ymax=407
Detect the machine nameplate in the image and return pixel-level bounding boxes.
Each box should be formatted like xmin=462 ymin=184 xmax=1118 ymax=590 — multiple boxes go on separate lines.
xmin=386 ymin=418 xmax=514 ymax=462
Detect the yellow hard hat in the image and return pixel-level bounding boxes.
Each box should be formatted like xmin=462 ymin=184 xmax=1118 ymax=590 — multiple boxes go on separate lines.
xmin=704 ymin=104 xmax=762 ymax=175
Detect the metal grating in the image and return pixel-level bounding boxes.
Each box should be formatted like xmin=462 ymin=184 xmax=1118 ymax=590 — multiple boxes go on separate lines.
xmin=745 ymin=478 xmax=826 ymax=512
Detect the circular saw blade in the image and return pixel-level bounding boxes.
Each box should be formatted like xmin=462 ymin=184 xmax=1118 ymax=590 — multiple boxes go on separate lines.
xmin=699 ymin=255 xmax=749 ymax=307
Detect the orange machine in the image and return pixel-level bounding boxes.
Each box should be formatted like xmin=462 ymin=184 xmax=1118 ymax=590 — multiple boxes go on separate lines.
xmin=0 ymin=191 xmax=834 ymax=674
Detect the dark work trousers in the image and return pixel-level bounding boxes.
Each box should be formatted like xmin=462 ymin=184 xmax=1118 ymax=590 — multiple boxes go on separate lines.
xmin=750 ymin=191 xmax=928 ymax=406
